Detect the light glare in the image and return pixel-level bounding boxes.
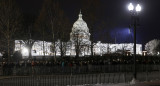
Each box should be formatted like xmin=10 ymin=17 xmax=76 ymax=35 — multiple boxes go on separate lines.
xmin=129 ymin=28 xmax=131 ymax=34
xmin=136 ymin=4 xmax=141 ymax=12
xmin=22 ymin=48 xmax=28 ymax=54
xmin=128 ymin=3 xmax=134 ymax=11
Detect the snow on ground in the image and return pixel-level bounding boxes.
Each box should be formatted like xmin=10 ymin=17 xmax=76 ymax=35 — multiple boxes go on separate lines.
xmin=68 ymin=80 xmax=160 ymax=86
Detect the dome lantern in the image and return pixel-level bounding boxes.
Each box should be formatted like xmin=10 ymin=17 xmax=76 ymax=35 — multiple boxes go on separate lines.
xmin=78 ymin=10 xmax=83 ymax=20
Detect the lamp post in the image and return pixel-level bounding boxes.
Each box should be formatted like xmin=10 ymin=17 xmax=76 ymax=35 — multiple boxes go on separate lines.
xmin=128 ymin=3 xmax=141 ymax=81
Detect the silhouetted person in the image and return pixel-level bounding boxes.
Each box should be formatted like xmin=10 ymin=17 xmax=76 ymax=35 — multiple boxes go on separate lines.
xmin=2 ymin=51 xmax=8 ymax=61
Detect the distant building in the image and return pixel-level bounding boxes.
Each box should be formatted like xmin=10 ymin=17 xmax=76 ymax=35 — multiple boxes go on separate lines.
xmin=14 ymin=11 xmax=142 ymax=57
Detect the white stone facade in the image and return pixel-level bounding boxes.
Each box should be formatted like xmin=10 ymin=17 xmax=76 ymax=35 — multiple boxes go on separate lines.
xmin=15 ymin=40 xmax=52 ymax=56
xmin=14 ymin=40 xmax=142 ymax=57
xmin=94 ymin=41 xmax=142 ymax=55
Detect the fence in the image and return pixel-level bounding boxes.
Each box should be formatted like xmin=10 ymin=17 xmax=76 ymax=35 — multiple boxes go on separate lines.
xmin=0 ymin=72 xmax=160 ymax=86
xmin=1 ymin=64 xmax=160 ymax=75
xmin=0 ymin=64 xmax=160 ymax=86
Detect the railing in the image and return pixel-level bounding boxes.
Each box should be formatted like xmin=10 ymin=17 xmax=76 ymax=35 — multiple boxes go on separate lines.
xmin=0 ymin=64 xmax=160 ymax=86
xmin=1 ymin=64 xmax=160 ymax=75
xmin=0 ymin=72 xmax=160 ymax=86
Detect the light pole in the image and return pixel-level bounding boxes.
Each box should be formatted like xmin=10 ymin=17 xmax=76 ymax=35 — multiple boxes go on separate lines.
xmin=128 ymin=3 xmax=141 ymax=81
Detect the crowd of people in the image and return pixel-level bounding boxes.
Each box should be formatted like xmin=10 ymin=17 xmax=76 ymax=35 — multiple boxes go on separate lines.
xmin=0 ymin=56 xmax=159 ymax=76
xmin=1 ymin=57 xmax=160 ymax=68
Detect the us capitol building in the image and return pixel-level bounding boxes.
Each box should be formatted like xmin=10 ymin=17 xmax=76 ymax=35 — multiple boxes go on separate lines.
xmin=14 ymin=11 xmax=142 ymax=57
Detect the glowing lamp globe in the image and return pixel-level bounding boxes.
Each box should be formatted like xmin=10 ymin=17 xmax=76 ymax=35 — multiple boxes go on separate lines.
xmin=128 ymin=3 xmax=134 ymax=11
xmin=136 ymin=4 xmax=141 ymax=12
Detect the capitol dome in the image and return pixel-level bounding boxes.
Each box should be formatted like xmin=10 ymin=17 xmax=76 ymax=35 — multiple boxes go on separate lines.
xmin=72 ymin=11 xmax=89 ymax=33
xmin=70 ymin=11 xmax=90 ymax=43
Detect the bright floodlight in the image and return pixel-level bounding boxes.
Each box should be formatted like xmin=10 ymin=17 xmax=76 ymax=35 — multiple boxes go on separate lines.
xmin=22 ymin=47 xmax=28 ymax=54
xmin=128 ymin=3 xmax=134 ymax=11
xmin=129 ymin=28 xmax=131 ymax=34
xmin=136 ymin=4 xmax=141 ymax=12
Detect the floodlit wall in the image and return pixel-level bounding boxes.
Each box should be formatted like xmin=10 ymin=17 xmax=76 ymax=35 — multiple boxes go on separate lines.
xmin=15 ymin=40 xmax=52 ymax=57
xmin=93 ymin=41 xmax=142 ymax=55
xmin=15 ymin=40 xmax=142 ymax=57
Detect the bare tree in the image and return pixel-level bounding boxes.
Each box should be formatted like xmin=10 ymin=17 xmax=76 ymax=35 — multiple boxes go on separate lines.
xmin=35 ymin=0 xmax=58 ymax=58
xmin=145 ymin=39 xmax=160 ymax=55
xmin=81 ymin=0 xmax=103 ymax=57
xmin=19 ymin=22 xmax=36 ymax=59
xmin=23 ymin=39 xmax=35 ymax=59
xmin=0 ymin=0 xmax=22 ymax=61
xmin=35 ymin=20 xmax=49 ymax=57
xmin=36 ymin=0 xmax=71 ymax=58
xmin=58 ymin=19 xmax=71 ymax=57
xmin=71 ymin=30 xmax=89 ymax=58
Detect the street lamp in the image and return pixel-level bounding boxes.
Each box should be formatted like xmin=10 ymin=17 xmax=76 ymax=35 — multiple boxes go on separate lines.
xmin=136 ymin=4 xmax=142 ymax=12
xmin=128 ymin=2 xmax=142 ymax=82
xmin=128 ymin=3 xmax=134 ymax=11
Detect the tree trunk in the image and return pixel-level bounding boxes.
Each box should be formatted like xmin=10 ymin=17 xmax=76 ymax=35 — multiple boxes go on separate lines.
xmin=75 ymin=36 xmax=79 ymax=58
xmin=51 ymin=23 xmax=56 ymax=61
xmin=29 ymin=46 xmax=32 ymax=60
xmin=60 ymin=41 xmax=63 ymax=58
xmin=42 ymin=27 xmax=45 ymax=57
xmin=43 ymin=40 xmax=45 ymax=57
xmin=7 ymin=38 xmax=10 ymax=62
xmin=90 ymin=27 xmax=94 ymax=57
xmin=91 ymin=41 xmax=93 ymax=57
xmin=75 ymin=47 xmax=79 ymax=58
xmin=53 ymin=40 xmax=57 ymax=62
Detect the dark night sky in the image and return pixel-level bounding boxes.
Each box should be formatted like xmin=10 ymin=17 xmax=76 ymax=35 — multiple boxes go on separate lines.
xmin=15 ymin=0 xmax=160 ymax=49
